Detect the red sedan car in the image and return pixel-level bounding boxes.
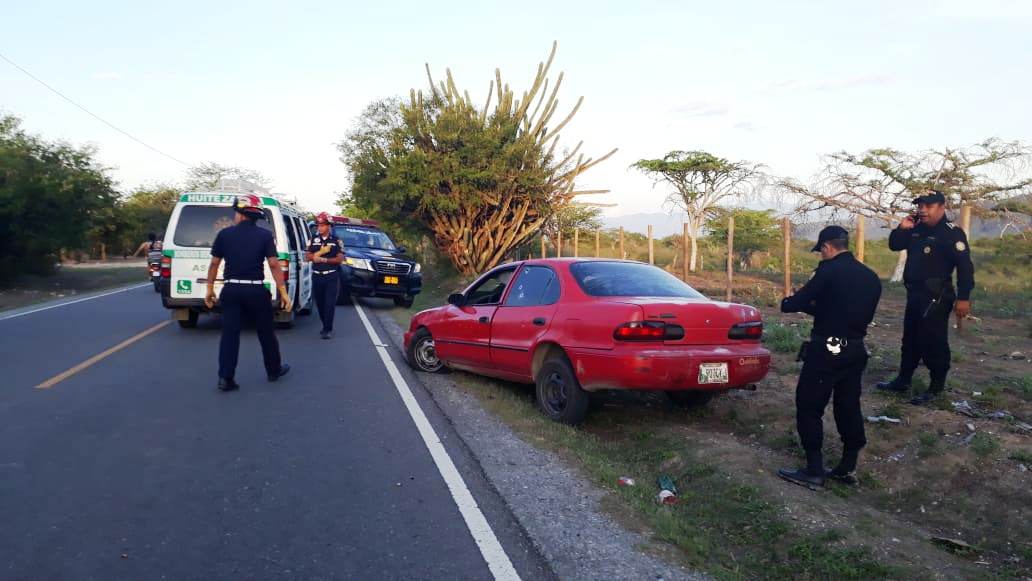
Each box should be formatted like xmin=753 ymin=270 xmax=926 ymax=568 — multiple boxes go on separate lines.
xmin=404 ymin=259 xmax=770 ymax=424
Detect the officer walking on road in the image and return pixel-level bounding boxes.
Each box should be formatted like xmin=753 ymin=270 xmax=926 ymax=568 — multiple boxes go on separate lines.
xmin=306 ymin=213 xmax=345 ymax=340
xmin=877 ymin=190 xmax=975 ymax=406
xmin=204 ymin=194 xmax=291 ymax=391
xmin=778 ymin=226 xmax=882 ymax=488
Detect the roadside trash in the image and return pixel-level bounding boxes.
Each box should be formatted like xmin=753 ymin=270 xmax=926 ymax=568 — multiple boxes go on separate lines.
xmin=1015 ymin=422 xmax=1032 ymax=434
xmin=931 ymin=536 xmax=978 ymax=555
xmin=961 ymin=432 xmax=977 ymax=445
xmin=888 ymin=452 xmax=905 ymax=462
xmin=867 ymin=415 xmax=902 ymax=424
xmin=657 ymin=490 xmax=678 ymax=505
xmin=656 ymin=474 xmax=679 ymax=495
xmin=1009 ymin=351 xmax=1025 ymax=360
xmin=617 ymin=476 xmax=636 ymax=487
xmin=966 ymin=423 xmax=976 ymax=432
xmin=972 ymin=392 xmax=983 ymax=396
xmin=952 ymin=400 xmax=982 ymax=418
xmin=1019 ymin=464 xmax=1028 ymax=473
xmin=990 ymin=411 xmax=1014 ymax=421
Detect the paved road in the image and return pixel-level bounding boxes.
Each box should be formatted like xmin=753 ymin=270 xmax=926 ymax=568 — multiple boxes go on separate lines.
xmin=0 ymin=285 xmax=552 ymax=580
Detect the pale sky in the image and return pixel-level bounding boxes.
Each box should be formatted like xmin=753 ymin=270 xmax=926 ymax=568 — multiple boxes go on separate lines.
xmin=3 ymin=0 xmax=1030 ymax=217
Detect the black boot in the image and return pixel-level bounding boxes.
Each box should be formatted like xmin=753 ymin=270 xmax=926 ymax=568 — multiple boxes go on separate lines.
xmin=267 ymin=363 xmax=291 ymax=382
xmin=911 ymin=376 xmax=945 ymax=405
xmin=778 ymin=449 xmax=825 ymax=489
xmin=909 ymin=391 xmax=940 ymax=406
xmin=218 ymin=378 xmax=240 ymax=391
xmin=876 ymin=376 xmax=911 ymax=393
xmin=826 ymin=449 xmax=860 ymax=485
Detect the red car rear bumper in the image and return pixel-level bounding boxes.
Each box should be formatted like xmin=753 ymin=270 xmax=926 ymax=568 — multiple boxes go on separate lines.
xmin=567 ymin=343 xmax=770 ymax=392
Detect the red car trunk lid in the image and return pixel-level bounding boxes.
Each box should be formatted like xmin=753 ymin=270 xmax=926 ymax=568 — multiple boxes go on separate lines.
xmin=609 ymin=297 xmax=761 ymax=345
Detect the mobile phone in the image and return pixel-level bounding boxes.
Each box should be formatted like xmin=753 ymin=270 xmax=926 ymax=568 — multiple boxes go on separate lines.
xmin=909 ymin=214 xmax=921 ymax=224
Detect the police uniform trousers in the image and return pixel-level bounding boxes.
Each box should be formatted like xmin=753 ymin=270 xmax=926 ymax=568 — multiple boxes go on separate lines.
xmin=218 ymin=284 xmax=281 ymax=379
xmin=899 ymin=284 xmax=955 ymax=385
xmin=796 ymin=339 xmax=868 ymax=455
xmin=313 ymin=270 xmax=340 ymax=333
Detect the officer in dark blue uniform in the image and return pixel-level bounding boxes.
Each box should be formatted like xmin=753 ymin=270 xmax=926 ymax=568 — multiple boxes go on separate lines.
xmin=877 ymin=190 xmax=975 ymax=405
xmin=306 ymin=212 xmax=345 ymax=339
xmin=778 ymin=226 xmax=882 ymax=489
xmin=204 ymin=194 xmax=291 ymax=391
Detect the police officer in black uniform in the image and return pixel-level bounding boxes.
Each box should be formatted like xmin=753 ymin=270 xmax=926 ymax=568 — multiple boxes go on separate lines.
xmin=877 ymin=190 xmax=975 ymax=405
xmin=204 ymin=194 xmax=291 ymax=391
xmin=306 ymin=212 xmax=345 ymax=339
xmin=778 ymin=226 xmax=882 ymax=488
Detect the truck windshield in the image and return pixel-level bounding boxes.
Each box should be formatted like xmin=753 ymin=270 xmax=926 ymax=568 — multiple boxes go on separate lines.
xmin=173 ymin=206 xmax=274 ymax=248
xmin=333 ymin=226 xmax=396 ymax=251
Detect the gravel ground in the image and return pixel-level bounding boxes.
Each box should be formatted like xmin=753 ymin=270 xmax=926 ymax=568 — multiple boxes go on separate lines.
xmin=372 ymin=306 xmax=702 ymax=581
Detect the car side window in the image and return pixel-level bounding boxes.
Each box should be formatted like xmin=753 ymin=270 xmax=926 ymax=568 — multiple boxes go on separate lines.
xmin=466 ymin=268 xmax=517 ymax=306
xmin=504 ymin=266 xmax=559 ymax=307
xmin=282 ymin=216 xmax=299 ymax=252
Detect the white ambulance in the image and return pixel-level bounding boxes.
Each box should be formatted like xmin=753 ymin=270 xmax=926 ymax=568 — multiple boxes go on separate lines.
xmin=159 ymin=191 xmax=313 ymax=328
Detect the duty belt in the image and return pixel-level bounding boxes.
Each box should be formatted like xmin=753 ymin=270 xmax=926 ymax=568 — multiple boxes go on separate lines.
xmin=225 ymin=279 xmax=264 ymax=285
xmin=313 ymin=269 xmax=339 ymax=275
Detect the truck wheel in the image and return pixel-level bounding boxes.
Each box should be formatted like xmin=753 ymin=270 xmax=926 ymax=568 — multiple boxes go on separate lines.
xmin=394 ymin=296 xmax=414 ymax=309
xmin=178 ymin=310 xmax=199 ymax=329
xmin=535 ymin=356 xmax=590 ymax=425
xmin=666 ymin=390 xmax=717 ymax=407
xmin=405 ymin=328 xmax=446 ymax=373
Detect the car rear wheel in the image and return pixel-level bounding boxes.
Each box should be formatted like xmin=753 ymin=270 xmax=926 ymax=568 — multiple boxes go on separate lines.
xmin=394 ymin=296 xmax=414 ymax=309
xmin=535 ymin=356 xmax=590 ymax=425
xmin=406 ymin=328 xmax=445 ymax=373
xmin=178 ymin=310 xmax=199 ymax=329
xmin=666 ymin=390 xmax=717 ymax=407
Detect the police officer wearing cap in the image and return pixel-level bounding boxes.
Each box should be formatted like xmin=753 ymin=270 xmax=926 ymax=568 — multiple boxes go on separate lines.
xmin=877 ymin=190 xmax=975 ymax=405
xmin=306 ymin=213 xmax=345 ymax=339
xmin=778 ymin=226 xmax=882 ymax=488
xmin=204 ymin=194 xmax=291 ymax=391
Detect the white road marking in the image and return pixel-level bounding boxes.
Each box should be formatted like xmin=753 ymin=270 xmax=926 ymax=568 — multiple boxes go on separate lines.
xmin=0 ymin=282 xmax=151 ymax=322
xmin=353 ymin=303 xmax=520 ymax=581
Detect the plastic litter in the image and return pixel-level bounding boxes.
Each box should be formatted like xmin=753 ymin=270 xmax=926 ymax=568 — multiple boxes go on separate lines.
xmin=656 ymin=474 xmax=679 ymax=496
xmin=951 ymin=400 xmax=982 ymax=418
xmin=867 ymin=415 xmax=902 ymax=424
xmin=617 ymin=476 xmax=636 ymax=487
xmin=657 ymin=490 xmax=678 ymax=505
xmin=931 ymin=536 xmax=978 ymax=554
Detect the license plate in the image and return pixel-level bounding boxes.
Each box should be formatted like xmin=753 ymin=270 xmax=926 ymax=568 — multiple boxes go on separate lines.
xmin=383 ymin=276 xmax=399 ymax=285
xmin=698 ymin=362 xmax=729 ymax=384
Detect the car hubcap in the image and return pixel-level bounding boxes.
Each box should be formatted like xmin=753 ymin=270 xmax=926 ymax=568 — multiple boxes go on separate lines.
xmin=544 ymin=372 xmax=567 ymax=414
xmin=415 ymin=338 xmax=442 ymax=371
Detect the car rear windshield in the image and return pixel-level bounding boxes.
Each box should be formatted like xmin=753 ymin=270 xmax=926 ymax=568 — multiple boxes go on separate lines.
xmin=570 ymin=261 xmax=705 ymax=298
xmin=333 ymin=226 xmax=396 ymax=251
xmin=173 ymin=206 xmax=274 ymax=248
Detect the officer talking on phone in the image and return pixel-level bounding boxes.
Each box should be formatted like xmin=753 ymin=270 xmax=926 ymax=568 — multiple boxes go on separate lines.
xmin=877 ymin=190 xmax=975 ymax=405
xmin=778 ymin=226 xmax=882 ymax=489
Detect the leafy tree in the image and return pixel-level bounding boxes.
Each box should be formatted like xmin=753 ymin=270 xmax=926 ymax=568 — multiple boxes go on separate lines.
xmin=541 ymin=203 xmax=604 ymax=243
xmin=0 ymin=114 xmax=117 ymax=279
xmin=185 ymin=162 xmax=269 ymax=192
xmin=706 ymin=208 xmax=781 ymax=266
xmin=339 ymin=43 xmax=616 ymax=276
xmin=632 ymin=151 xmax=764 ymax=272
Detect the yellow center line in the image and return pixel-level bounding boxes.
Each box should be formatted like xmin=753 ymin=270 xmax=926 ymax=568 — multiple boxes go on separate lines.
xmin=34 ymin=320 xmax=172 ymax=389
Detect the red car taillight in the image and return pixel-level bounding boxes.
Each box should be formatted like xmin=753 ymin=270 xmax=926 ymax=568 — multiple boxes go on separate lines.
xmin=728 ymin=321 xmax=763 ymax=340
xmin=614 ymin=321 xmax=685 ymax=341
xmin=160 ymin=256 xmax=171 ymax=278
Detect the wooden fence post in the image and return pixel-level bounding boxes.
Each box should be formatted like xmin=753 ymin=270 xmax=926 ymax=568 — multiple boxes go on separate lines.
xmin=856 ymin=215 xmax=865 ymax=263
xmin=557 ymin=231 xmax=562 ymax=258
xmin=574 ymin=228 xmax=579 ymax=258
xmin=648 ymin=225 xmax=654 ymax=265
xmin=619 ymin=227 xmax=625 ymax=259
xmin=595 ymin=230 xmax=600 ymax=258
xmin=541 ymin=236 xmax=546 ymax=259
xmin=726 ymin=216 xmax=734 ymax=302
xmin=683 ymin=223 xmax=690 ymax=281
xmin=782 ymin=217 xmax=791 ymax=298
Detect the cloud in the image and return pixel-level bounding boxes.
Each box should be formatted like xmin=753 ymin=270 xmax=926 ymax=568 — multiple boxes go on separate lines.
xmin=767 ymin=74 xmax=894 ymax=93
xmin=670 ymin=101 xmax=728 ymax=117
xmin=91 ymin=72 xmax=123 ymax=81
xmin=733 ymin=121 xmax=757 ymax=132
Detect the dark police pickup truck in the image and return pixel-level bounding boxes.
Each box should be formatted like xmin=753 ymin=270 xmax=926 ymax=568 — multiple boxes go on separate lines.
xmin=312 ymin=216 xmax=422 ymax=308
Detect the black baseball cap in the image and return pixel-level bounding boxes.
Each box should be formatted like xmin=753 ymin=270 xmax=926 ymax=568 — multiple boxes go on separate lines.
xmin=811 ymin=225 xmax=849 ymax=252
xmin=912 ymin=189 xmax=946 ymax=205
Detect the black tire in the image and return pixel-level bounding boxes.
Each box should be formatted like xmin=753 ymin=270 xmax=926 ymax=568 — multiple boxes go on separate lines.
xmin=178 ymin=310 xmax=199 ymax=329
xmin=394 ymin=296 xmax=415 ymax=309
xmin=667 ymin=390 xmax=717 ymax=407
xmin=535 ymin=356 xmax=590 ymax=425
xmin=405 ymin=328 xmax=446 ymax=373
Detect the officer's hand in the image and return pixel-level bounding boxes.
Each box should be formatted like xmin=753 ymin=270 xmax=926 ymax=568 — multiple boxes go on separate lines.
xmin=204 ymin=286 xmax=217 ymax=310
xmin=899 ymin=215 xmax=916 ymax=230
xmin=278 ymin=286 xmax=293 ymax=312
xmin=954 ymin=300 xmax=971 ymax=320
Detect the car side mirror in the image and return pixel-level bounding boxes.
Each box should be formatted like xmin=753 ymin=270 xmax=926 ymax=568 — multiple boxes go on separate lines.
xmin=447 ymin=293 xmax=466 ymax=307
xmin=397 ymin=246 xmax=407 ymax=254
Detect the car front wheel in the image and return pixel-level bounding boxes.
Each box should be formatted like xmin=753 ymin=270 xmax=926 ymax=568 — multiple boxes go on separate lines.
xmin=406 ymin=328 xmax=446 ymax=373
xmin=535 ymin=356 xmax=590 ymax=425
xmin=394 ymin=296 xmax=414 ymax=309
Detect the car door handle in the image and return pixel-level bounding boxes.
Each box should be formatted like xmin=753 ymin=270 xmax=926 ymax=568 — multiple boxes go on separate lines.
xmin=532 ymin=317 xmax=546 ymax=326
xmin=478 ymin=316 xmax=490 ymax=324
